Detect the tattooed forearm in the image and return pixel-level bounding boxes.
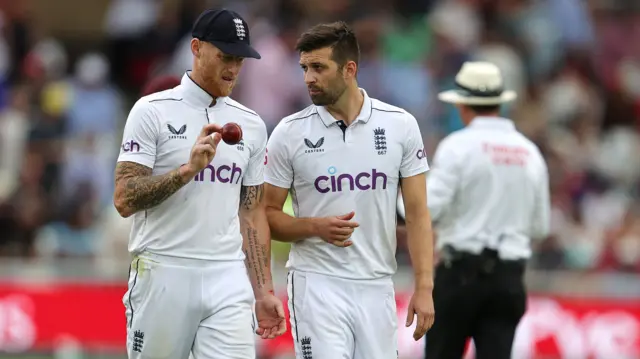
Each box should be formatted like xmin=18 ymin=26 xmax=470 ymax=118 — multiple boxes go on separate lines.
xmin=239 ymin=184 xmax=264 ymax=211
xmin=239 ymin=183 xmax=273 ymax=295
xmin=243 ymin=226 xmax=268 ymax=288
xmin=113 ymin=161 xmax=188 ymax=217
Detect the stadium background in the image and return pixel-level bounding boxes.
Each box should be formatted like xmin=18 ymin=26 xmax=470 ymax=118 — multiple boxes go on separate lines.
xmin=0 ymin=0 xmax=639 ymax=358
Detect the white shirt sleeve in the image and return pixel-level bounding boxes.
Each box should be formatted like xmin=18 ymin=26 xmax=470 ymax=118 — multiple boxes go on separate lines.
xmin=531 ymin=156 xmax=551 ymax=240
xmin=264 ymin=122 xmax=293 ymax=189
xmin=242 ymin=120 xmax=268 ymax=186
xmin=400 ymin=113 xmax=430 ymax=178
xmin=117 ymin=100 xmax=159 ymax=168
xmin=427 ymin=136 xmax=462 ymax=223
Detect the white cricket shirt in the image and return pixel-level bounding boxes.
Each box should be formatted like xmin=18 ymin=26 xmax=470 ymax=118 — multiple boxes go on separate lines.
xmin=398 ymin=116 xmax=550 ymax=260
xmin=117 ymin=72 xmax=267 ymax=261
xmin=265 ymin=89 xmax=429 ymax=280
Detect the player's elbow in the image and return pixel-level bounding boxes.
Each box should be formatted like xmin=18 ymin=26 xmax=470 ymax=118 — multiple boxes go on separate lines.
xmin=264 ymin=210 xmax=282 ymax=237
xmin=265 ymin=203 xmax=286 ymax=223
xmin=114 ymin=201 xmax=133 ymax=218
xmin=265 ymin=204 xmax=279 ymax=217
xmin=113 ymin=192 xmax=134 ymax=218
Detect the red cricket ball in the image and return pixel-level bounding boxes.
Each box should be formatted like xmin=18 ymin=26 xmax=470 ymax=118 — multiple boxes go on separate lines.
xmin=221 ymin=122 xmax=243 ymax=145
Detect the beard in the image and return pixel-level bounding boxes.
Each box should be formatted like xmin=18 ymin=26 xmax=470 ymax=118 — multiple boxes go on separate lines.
xmin=308 ymin=76 xmax=348 ymax=106
xmin=214 ymin=79 xmax=235 ymax=97
xmin=198 ymin=64 xmax=236 ymax=98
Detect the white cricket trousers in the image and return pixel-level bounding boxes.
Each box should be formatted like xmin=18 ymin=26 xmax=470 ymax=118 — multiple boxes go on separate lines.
xmin=287 ymin=270 xmax=399 ymax=359
xmin=123 ymin=253 xmax=256 ymax=359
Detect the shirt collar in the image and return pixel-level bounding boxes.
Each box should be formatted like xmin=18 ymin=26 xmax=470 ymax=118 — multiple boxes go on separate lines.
xmin=469 ymin=116 xmax=516 ymax=131
xmin=180 ymin=72 xmax=227 ymax=109
xmin=316 ymin=88 xmax=373 ymax=127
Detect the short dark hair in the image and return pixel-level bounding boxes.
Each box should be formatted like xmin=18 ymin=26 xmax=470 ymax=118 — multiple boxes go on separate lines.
xmin=468 ymin=104 xmax=501 ymax=114
xmin=295 ymin=21 xmax=360 ymax=67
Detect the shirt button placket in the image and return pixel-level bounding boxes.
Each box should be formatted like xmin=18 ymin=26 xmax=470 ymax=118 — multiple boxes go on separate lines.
xmin=205 ymin=107 xmax=213 ymax=124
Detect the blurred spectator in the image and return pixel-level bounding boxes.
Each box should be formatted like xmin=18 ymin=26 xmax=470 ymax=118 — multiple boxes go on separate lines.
xmin=28 ymin=80 xmax=68 ymax=199
xmin=0 ymin=150 xmax=47 ymax=257
xmin=140 ymin=74 xmax=181 ymax=96
xmin=103 ymin=0 xmax=162 ymax=89
xmin=34 ymin=181 xmax=100 ymax=258
xmin=66 ymin=52 xmax=121 ymax=136
xmin=0 ymin=83 xmax=29 ymax=201
xmin=24 ymin=38 xmax=69 ymax=93
xmin=60 ymin=52 xmax=122 ymax=206
xmin=548 ymin=0 xmax=595 ymax=49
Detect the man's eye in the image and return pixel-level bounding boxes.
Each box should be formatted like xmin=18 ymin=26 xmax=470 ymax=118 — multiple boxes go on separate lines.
xmin=223 ymin=56 xmax=244 ymax=64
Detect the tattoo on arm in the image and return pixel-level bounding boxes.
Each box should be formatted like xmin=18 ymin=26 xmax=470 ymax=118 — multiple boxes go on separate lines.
xmin=239 ymin=184 xmax=264 ymax=211
xmin=114 ymin=161 xmax=187 ymax=214
xmin=240 ymin=184 xmax=269 ymax=290
xmin=243 ymin=227 xmax=268 ymax=288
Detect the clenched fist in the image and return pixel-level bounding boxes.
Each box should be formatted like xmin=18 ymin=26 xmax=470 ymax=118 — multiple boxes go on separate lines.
xmin=312 ymin=211 xmax=360 ymax=247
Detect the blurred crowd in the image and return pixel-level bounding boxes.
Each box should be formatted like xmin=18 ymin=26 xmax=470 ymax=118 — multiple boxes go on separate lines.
xmin=0 ymin=0 xmax=638 ymax=274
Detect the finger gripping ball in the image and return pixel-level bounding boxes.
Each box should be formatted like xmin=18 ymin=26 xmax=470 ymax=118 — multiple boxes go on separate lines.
xmin=221 ymin=122 xmax=243 ymax=145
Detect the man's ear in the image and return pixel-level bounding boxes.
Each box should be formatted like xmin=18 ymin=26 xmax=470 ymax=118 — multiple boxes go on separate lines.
xmin=344 ymin=60 xmax=358 ymax=79
xmin=191 ymin=38 xmax=200 ymax=58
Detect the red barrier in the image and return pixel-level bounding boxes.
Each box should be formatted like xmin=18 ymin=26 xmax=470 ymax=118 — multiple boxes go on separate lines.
xmin=0 ymin=282 xmax=125 ymax=352
xmin=0 ymin=282 xmax=637 ymax=358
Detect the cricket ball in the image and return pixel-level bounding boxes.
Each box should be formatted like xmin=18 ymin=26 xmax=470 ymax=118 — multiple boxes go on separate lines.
xmin=221 ymin=122 xmax=243 ymax=145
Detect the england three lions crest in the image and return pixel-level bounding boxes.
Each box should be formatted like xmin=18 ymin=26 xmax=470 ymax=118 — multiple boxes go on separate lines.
xmin=373 ymin=127 xmax=387 ymax=155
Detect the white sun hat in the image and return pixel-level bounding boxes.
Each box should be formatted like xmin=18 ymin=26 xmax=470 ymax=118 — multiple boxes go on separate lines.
xmin=438 ymin=61 xmax=517 ymax=105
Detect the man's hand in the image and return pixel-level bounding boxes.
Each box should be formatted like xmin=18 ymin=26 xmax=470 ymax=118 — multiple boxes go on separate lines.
xmin=311 ymin=211 xmax=359 ymax=247
xmin=255 ymin=293 xmax=287 ymax=339
xmin=184 ymin=123 xmax=222 ymax=176
xmin=405 ymin=288 xmax=435 ymax=341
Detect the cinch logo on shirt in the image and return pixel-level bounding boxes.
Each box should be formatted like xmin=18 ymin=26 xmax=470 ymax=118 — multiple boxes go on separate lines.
xmin=193 ymin=163 xmax=243 ymax=184
xmin=314 ymin=166 xmax=388 ymax=193
xmin=122 ymin=140 xmax=140 ymax=153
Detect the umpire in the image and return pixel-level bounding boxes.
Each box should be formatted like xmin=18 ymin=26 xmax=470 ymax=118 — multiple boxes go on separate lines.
xmin=421 ymin=62 xmax=551 ymax=359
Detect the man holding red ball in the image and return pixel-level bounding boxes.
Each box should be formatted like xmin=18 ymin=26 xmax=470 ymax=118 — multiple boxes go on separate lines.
xmin=113 ymin=8 xmax=285 ymax=359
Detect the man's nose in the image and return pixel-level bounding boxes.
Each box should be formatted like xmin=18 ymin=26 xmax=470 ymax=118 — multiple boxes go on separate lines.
xmin=228 ymin=60 xmax=243 ymax=75
xmin=304 ymin=72 xmax=316 ymax=85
